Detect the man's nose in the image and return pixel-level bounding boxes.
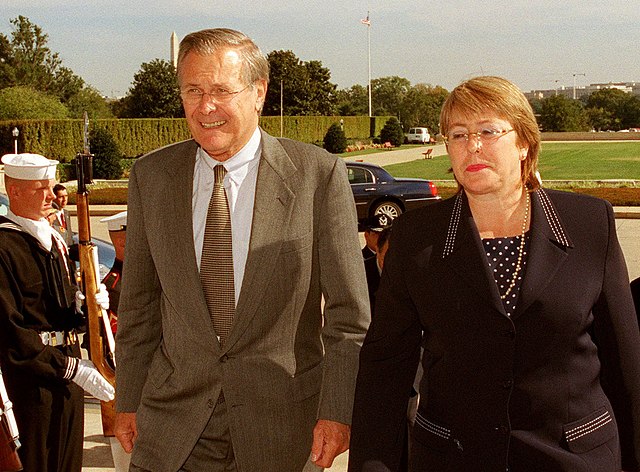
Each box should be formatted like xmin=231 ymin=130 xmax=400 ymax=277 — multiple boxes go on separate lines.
xmin=198 ymin=94 xmax=218 ymax=113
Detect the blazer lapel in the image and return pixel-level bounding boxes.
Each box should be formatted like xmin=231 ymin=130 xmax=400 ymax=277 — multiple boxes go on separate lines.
xmin=223 ymin=131 xmax=297 ymax=350
xmin=514 ymin=189 xmax=573 ymax=318
xmin=437 ymin=194 xmax=506 ymax=317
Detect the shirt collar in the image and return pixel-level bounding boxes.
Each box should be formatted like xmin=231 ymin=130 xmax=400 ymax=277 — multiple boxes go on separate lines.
xmin=197 ymin=127 xmax=262 ymax=185
xmin=7 ymin=209 xmax=54 ymax=251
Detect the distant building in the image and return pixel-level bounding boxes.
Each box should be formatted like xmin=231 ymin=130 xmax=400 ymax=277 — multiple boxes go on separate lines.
xmin=525 ymin=81 xmax=640 ymax=100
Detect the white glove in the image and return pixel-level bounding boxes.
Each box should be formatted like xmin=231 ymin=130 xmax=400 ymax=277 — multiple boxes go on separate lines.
xmin=75 ymin=290 xmax=85 ymax=313
xmin=95 ymin=283 xmax=110 ymax=311
xmin=74 ymin=284 xmax=110 ymax=313
xmin=72 ymin=359 xmax=115 ymax=401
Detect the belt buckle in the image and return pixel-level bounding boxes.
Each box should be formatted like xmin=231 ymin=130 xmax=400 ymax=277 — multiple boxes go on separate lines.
xmin=65 ymin=330 xmax=77 ymax=345
xmin=40 ymin=332 xmax=51 ymax=345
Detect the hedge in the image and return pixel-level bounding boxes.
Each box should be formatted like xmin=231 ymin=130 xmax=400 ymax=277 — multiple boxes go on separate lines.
xmin=0 ymin=116 xmax=392 ymax=162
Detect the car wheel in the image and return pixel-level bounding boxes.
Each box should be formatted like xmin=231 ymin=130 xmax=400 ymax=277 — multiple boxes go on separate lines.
xmin=374 ymin=201 xmax=402 ymax=219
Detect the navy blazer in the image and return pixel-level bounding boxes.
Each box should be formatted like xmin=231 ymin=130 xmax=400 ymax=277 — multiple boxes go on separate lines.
xmin=350 ymin=189 xmax=640 ymax=472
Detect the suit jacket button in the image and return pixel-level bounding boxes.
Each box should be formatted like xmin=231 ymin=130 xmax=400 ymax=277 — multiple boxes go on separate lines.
xmin=502 ymin=379 xmax=513 ymax=389
xmin=220 ymin=354 xmax=229 ymax=362
xmin=207 ymin=399 xmax=215 ymax=408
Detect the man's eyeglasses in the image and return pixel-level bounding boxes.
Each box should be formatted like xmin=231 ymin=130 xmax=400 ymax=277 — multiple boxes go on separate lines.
xmin=180 ymin=84 xmax=253 ymax=104
xmin=444 ymin=128 xmax=515 ymax=147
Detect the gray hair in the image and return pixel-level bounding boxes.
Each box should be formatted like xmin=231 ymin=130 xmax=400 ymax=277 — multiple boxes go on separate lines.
xmin=177 ymin=28 xmax=270 ymax=86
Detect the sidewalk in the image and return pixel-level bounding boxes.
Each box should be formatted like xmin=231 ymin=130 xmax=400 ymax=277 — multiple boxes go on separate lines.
xmin=342 ymin=143 xmax=448 ymax=166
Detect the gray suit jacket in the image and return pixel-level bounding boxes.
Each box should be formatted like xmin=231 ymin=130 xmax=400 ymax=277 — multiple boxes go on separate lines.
xmin=116 ymin=130 xmax=370 ymax=472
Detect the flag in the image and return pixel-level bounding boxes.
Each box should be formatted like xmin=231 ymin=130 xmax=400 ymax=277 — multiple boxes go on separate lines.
xmin=361 ymin=15 xmax=371 ymax=26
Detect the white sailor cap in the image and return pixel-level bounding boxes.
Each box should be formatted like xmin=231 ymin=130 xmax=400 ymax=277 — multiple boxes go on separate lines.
xmin=1 ymin=153 xmax=59 ymax=180
xmin=101 ymin=211 xmax=127 ymax=231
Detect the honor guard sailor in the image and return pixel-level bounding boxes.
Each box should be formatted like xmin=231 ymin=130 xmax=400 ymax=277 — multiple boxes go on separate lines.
xmin=101 ymin=211 xmax=127 ymax=335
xmin=0 ymin=153 xmax=114 ymax=472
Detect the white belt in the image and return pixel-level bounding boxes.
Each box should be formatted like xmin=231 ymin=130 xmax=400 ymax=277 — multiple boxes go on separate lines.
xmin=39 ymin=331 xmax=66 ymax=346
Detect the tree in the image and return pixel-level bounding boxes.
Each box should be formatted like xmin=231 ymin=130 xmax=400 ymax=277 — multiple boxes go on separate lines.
xmin=584 ymin=88 xmax=640 ymax=130
xmin=400 ymin=84 xmax=449 ymax=133
xmin=372 ymin=76 xmax=411 ymax=117
xmin=621 ymin=97 xmax=640 ymax=129
xmin=539 ymin=95 xmax=589 ymax=132
xmin=379 ymin=117 xmax=404 ymax=146
xmin=0 ymin=16 xmax=111 ymax=119
xmin=335 ymin=85 xmax=368 ymax=116
xmin=90 ymin=127 xmax=123 ymax=180
xmin=117 ymin=59 xmax=183 ymax=118
xmin=0 ymin=86 xmax=68 ymax=120
xmin=585 ymin=107 xmax=614 ymax=132
xmin=323 ymin=123 xmax=347 ymax=153
xmin=0 ymin=16 xmax=85 ymax=100
xmin=263 ymin=50 xmax=337 ymax=116
xmin=65 ymin=86 xmax=113 ymax=119
xmin=300 ymin=60 xmax=337 ymax=115
xmin=528 ymin=97 xmax=543 ymax=116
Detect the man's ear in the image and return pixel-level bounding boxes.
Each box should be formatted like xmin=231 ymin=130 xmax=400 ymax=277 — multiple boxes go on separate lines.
xmin=254 ymin=79 xmax=268 ymax=112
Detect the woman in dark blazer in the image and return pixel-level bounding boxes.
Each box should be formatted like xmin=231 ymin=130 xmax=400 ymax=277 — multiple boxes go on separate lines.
xmin=349 ymin=76 xmax=640 ymax=472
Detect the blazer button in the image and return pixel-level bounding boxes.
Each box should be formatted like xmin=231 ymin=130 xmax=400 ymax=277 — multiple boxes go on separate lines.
xmin=494 ymin=425 xmax=509 ymax=435
xmin=220 ymin=354 xmax=229 ymax=363
xmin=207 ymin=399 xmax=215 ymax=408
xmin=502 ymin=379 xmax=513 ymax=389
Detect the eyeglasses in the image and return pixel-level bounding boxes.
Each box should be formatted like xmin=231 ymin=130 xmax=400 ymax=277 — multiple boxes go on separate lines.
xmin=444 ymin=128 xmax=515 ymax=148
xmin=180 ymin=84 xmax=253 ymax=104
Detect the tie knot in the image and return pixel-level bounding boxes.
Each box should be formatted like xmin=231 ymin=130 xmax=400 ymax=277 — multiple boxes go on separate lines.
xmin=214 ymin=165 xmax=226 ymax=184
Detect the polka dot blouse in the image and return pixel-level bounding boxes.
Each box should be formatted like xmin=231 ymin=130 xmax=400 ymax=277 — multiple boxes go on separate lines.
xmin=483 ymin=231 xmax=531 ymax=317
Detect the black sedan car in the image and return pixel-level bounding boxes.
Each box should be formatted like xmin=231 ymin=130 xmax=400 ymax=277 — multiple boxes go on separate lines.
xmin=346 ymin=161 xmax=440 ymax=222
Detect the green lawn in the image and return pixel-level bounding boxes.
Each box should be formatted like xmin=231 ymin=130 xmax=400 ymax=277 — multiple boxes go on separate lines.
xmin=384 ymin=142 xmax=640 ymax=181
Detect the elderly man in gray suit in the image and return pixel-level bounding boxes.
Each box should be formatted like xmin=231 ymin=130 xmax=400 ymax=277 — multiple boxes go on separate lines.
xmin=114 ymin=28 xmax=370 ymax=472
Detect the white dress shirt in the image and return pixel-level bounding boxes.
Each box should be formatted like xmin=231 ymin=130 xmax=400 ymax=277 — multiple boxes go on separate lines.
xmin=192 ymin=127 xmax=262 ymax=303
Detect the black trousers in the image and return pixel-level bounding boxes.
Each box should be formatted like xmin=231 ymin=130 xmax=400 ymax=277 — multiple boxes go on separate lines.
xmin=9 ymin=344 xmax=85 ymax=472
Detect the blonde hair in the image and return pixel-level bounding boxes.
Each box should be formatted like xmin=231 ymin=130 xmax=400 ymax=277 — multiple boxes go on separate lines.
xmin=440 ymin=76 xmax=541 ymax=190
xmin=177 ymin=28 xmax=270 ymax=86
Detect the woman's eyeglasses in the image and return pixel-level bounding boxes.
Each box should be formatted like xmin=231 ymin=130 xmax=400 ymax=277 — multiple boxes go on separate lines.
xmin=444 ymin=128 xmax=514 ymax=148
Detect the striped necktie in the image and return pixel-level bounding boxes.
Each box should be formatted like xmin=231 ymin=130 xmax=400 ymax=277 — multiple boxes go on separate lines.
xmin=200 ymin=165 xmax=235 ymax=345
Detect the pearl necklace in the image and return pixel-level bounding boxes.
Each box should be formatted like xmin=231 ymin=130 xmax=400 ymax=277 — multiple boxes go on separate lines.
xmin=501 ymin=191 xmax=530 ymax=300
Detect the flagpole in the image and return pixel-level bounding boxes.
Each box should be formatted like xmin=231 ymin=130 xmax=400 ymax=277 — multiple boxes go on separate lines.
xmin=367 ymin=18 xmax=372 ymax=118
xmin=362 ymin=12 xmax=372 ymax=118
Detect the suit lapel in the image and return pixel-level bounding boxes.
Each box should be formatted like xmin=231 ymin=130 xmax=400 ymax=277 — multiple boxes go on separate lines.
xmin=514 ymin=189 xmax=573 ymax=318
xmin=223 ymin=131 xmax=297 ymax=350
xmin=159 ymin=141 xmax=221 ymax=345
xmin=439 ymin=195 xmax=506 ymax=317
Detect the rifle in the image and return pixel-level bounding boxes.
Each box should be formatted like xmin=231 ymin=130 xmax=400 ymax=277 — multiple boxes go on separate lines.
xmin=0 ymin=367 xmax=22 ymax=472
xmin=75 ymin=112 xmax=117 ymax=436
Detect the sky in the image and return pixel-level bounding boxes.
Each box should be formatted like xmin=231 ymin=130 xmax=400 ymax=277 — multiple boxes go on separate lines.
xmin=2 ymin=0 xmax=639 ymax=99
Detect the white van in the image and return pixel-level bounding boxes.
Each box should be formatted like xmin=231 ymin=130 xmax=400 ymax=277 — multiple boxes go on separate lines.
xmin=405 ymin=127 xmax=431 ymax=144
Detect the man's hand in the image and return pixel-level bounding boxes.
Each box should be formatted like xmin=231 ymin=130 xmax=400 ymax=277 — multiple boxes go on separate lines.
xmin=310 ymin=419 xmax=350 ymax=468
xmin=115 ymin=412 xmax=138 ymax=453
